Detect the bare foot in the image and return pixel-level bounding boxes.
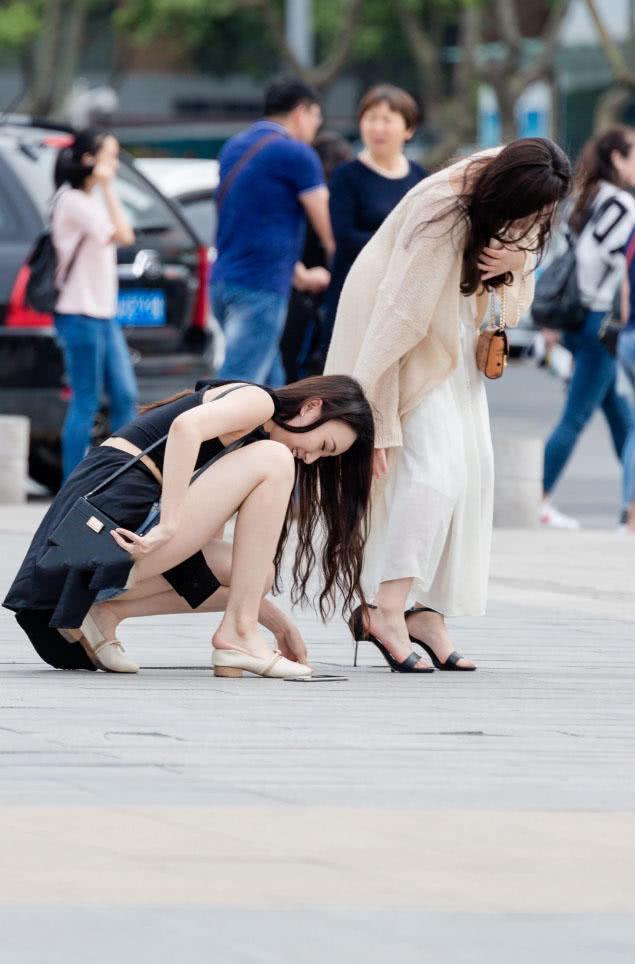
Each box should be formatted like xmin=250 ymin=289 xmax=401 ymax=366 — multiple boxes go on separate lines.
xmin=366 ymin=607 xmax=432 ymax=670
xmin=405 ymin=608 xmax=476 ymax=669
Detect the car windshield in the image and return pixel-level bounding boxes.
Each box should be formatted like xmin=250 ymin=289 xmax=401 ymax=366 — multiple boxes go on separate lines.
xmin=1 ymin=136 xmax=189 ymax=237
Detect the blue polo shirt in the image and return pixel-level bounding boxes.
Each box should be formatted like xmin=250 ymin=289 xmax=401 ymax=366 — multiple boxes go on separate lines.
xmin=213 ymin=120 xmax=325 ymax=296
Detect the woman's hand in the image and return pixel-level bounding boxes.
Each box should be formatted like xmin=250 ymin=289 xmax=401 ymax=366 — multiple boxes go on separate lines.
xmin=258 ymin=597 xmax=309 ymax=664
xmin=478 ymin=239 xmax=526 ymax=281
xmin=93 ymin=159 xmax=116 ymax=184
xmin=373 ymin=448 xmax=389 ymax=480
xmin=274 ymin=618 xmax=309 ymax=665
xmin=111 ymin=523 xmax=175 ymax=560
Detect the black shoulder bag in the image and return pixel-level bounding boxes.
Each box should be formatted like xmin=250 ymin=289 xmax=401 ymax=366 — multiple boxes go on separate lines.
xmin=25 ymin=193 xmax=87 ymax=314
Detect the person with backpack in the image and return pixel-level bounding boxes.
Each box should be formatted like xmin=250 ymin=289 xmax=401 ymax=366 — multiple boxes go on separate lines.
xmin=48 ymin=129 xmax=137 ymax=482
xmin=540 ymin=127 xmax=635 ymax=528
xmin=211 ymin=78 xmax=335 ymax=388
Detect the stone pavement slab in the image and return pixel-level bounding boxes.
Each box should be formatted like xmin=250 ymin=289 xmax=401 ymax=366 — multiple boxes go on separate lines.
xmin=1 ymin=500 xmax=635 ymax=961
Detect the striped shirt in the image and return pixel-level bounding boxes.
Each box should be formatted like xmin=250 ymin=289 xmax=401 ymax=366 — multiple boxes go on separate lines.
xmin=574 ymin=181 xmax=635 ymax=312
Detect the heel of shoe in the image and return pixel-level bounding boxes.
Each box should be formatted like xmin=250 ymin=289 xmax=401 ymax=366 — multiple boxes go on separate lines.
xmin=80 ymin=613 xmax=103 ymax=649
xmin=214 ymin=666 xmax=243 ymax=678
xmin=58 ymin=628 xmax=82 ymax=644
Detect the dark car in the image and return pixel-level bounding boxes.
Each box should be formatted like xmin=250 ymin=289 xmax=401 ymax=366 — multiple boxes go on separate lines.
xmin=0 ymin=119 xmax=217 ymax=490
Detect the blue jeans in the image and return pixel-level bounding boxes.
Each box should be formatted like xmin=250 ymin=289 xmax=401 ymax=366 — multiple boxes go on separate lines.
xmin=544 ymin=309 xmax=633 ymax=494
xmin=618 ymin=328 xmax=635 ymax=505
xmin=211 ymin=280 xmax=287 ymax=387
xmin=55 ymin=313 xmax=138 ymax=481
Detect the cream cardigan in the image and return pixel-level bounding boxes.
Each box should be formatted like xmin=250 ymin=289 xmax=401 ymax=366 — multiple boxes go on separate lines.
xmin=324 ymin=151 xmax=535 ymax=448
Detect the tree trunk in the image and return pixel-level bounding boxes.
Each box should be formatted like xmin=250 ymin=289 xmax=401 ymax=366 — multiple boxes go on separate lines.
xmin=50 ymin=0 xmax=89 ymax=119
xmin=24 ymin=0 xmax=64 ymax=116
xmin=259 ymin=0 xmax=364 ymax=91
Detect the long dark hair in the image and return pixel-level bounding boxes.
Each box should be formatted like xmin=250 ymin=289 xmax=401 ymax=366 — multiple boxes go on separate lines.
xmin=455 ymin=138 xmax=571 ymax=294
xmin=54 ymin=128 xmax=108 ymax=190
xmin=270 ymin=375 xmax=374 ymax=619
xmin=569 ymin=126 xmax=634 ymax=234
xmin=141 ymin=376 xmax=375 ymax=619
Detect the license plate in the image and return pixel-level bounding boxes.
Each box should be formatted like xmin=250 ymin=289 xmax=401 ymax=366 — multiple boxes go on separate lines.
xmin=117 ymin=289 xmax=166 ymax=327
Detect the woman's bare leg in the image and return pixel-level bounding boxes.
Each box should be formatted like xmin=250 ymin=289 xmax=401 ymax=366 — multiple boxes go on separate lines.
xmin=92 ymin=540 xmax=305 ymax=661
xmin=367 ymin=577 xmax=430 ymax=670
xmin=212 ymin=447 xmax=295 ymax=656
xmin=99 ymin=588 xmax=299 ymax=656
xmin=90 ymin=441 xmax=295 ymax=659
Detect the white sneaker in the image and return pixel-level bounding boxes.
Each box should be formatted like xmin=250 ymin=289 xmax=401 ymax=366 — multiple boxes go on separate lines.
xmin=540 ymin=502 xmax=581 ymax=529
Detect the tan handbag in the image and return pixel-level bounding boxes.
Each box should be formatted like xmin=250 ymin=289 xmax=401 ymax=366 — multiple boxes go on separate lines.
xmin=476 ymin=288 xmax=508 ymax=379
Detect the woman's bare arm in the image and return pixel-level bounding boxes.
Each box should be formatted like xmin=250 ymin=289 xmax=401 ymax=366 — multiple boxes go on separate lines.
xmin=159 ymin=386 xmax=275 ymax=533
xmin=111 ymin=386 xmax=275 ymax=558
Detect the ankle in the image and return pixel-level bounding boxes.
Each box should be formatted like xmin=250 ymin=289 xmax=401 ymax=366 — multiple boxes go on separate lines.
xmin=373 ymin=604 xmax=406 ymax=623
xmin=91 ymin=601 xmax=120 ymax=628
xmin=216 ymin=614 xmax=258 ymax=643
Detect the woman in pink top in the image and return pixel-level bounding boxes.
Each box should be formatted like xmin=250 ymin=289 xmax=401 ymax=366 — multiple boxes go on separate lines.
xmin=52 ymin=129 xmax=137 ymax=481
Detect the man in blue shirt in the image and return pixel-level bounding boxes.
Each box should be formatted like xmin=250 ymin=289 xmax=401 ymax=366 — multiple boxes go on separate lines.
xmin=212 ymin=78 xmax=335 ymax=386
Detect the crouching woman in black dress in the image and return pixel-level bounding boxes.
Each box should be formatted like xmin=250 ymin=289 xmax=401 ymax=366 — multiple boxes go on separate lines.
xmin=3 ymin=377 xmax=374 ymax=678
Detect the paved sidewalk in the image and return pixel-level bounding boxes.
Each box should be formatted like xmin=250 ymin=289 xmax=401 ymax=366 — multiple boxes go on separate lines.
xmin=1 ymin=496 xmax=634 ymax=963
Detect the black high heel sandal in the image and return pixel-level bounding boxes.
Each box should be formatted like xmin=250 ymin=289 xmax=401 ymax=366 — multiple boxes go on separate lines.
xmin=405 ymin=606 xmax=476 ymax=671
xmin=348 ymin=605 xmax=434 ymax=674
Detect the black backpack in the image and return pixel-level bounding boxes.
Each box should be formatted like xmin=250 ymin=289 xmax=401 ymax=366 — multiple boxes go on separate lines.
xmin=531 ymin=241 xmax=586 ymax=333
xmin=25 ymin=199 xmax=85 ymax=314
xmin=532 ymin=197 xmax=615 ymax=333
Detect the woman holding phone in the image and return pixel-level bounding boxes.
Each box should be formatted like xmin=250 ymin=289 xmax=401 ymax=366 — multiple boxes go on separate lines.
xmin=4 ymin=376 xmax=374 ymax=679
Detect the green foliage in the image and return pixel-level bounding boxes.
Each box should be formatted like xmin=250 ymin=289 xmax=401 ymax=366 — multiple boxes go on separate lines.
xmin=0 ymin=0 xmax=42 ymax=48
xmin=116 ymin=0 xmax=247 ymax=47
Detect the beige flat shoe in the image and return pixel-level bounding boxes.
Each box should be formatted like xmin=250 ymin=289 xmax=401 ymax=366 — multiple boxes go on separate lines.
xmin=213 ymin=648 xmax=311 ymax=679
xmin=59 ymin=613 xmax=139 ymax=674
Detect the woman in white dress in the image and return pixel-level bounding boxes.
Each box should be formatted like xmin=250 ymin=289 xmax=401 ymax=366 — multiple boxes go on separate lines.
xmin=325 ymin=138 xmax=571 ymax=673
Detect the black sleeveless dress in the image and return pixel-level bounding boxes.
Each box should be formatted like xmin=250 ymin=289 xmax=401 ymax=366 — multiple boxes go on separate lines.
xmin=3 ymin=381 xmax=272 ymax=669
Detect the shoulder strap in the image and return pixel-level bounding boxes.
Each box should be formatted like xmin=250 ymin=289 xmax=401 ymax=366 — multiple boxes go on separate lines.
xmin=216 ymin=132 xmax=283 ymax=209
xmin=51 ymin=191 xmax=88 ymax=285
xmin=61 ymin=234 xmax=87 ymax=284
xmin=85 ymin=384 xmax=250 ymax=498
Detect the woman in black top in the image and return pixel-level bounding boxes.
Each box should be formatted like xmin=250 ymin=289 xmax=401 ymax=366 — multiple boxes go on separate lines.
xmin=4 ymin=376 xmax=374 ymax=679
xmin=324 ymin=85 xmax=427 ymax=334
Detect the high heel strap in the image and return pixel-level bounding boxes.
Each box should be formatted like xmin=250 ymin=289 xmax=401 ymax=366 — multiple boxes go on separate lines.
xmin=348 ymin=604 xmax=377 ymax=641
xmin=406 ymin=606 xmax=441 ymax=616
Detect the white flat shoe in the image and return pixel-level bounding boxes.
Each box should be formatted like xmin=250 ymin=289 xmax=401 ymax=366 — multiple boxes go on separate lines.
xmin=213 ymin=648 xmax=311 ymax=679
xmin=60 ymin=613 xmax=139 ymax=674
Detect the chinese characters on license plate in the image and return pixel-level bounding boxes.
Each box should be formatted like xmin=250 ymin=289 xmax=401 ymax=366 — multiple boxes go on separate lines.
xmin=117 ymin=289 xmax=166 ymax=327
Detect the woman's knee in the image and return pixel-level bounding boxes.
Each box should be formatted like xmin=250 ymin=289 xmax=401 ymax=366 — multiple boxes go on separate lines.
xmin=257 ymin=440 xmax=296 ymax=483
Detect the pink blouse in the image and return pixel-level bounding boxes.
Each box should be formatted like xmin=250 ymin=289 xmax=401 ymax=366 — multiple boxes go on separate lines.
xmin=52 ymin=187 xmax=117 ymax=319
